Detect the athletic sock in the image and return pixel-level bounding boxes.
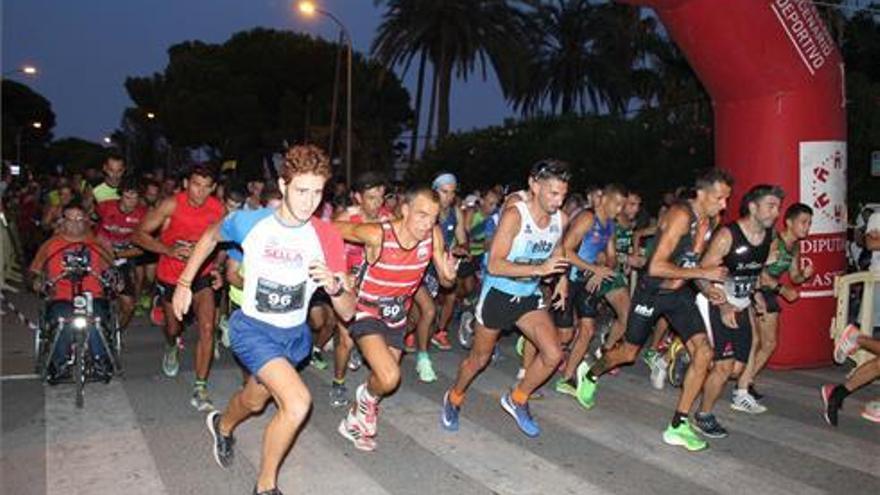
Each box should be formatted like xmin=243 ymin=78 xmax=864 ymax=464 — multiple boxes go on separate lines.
xmin=831 ymin=384 xmax=850 ymax=406
xmin=448 ymin=389 xmax=465 ymax=407
xmin=671 ymin=411 xmax=688 ymax=428
xmin=417 ymin=351 xmax=430 ymax=362
xmin=511 ymin=387 xmax=529 ymax=406
xmin=333 ymin=377 xmax=345 ymax=386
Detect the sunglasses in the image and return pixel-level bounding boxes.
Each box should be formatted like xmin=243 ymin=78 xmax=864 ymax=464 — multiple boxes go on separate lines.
xmin=531 ymin=160 xmax=572 ymax=182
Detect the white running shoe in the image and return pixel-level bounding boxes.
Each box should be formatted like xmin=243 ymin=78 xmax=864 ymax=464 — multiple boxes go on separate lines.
xmin=731 ymin=390 xmax=767 ymax=414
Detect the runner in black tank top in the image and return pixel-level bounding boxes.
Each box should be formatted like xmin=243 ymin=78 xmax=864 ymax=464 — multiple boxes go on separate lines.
xmin=577 ymin=169 xmax=733 ymax=452
xmin=693 ymin=185 xmax=783 ymax=438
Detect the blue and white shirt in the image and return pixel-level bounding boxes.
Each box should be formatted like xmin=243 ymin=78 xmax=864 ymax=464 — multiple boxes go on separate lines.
xmin=219 ymin=208 xmax=345 ymax=329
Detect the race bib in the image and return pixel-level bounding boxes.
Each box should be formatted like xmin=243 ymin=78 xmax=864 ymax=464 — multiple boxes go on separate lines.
xmin=726 ymin=276 xmax=757 ymax=299
xmin=255 ymin=278 xmax=305 ymax=314
xmin=378 ymin=296 xmax=406 ymax=324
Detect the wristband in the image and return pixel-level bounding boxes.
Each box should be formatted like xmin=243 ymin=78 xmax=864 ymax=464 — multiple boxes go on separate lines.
xmin=177 ymin=279 xmax=192 ymax=289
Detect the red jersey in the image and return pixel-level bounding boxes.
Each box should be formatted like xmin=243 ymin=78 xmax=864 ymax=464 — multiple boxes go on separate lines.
xmin=156 ymin=192 xmax=224 ymax=284
xmin=96 ymin=200 xmax=147 ymax=249
xmin=344 ymin=206 xmax=393 ymax=274
xmin=354 ymin=223 xmax=433 ymax=330
xmin=32 ymin=238 xmax=109 ymax=301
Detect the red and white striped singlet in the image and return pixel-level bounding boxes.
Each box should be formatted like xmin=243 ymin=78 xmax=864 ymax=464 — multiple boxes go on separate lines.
xmin=355 ymin=223 xmax=433 ymax=330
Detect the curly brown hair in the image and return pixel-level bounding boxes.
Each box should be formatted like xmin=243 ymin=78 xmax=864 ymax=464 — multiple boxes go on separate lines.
xmin=279 ymin=145 xmax=332 ymax=184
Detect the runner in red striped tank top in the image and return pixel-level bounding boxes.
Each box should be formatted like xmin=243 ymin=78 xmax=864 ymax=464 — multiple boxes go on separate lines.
xmin=333 ymin=185 xmax=457 ymax=452
xmin=327 ymin=172 xmax=393 ymax=408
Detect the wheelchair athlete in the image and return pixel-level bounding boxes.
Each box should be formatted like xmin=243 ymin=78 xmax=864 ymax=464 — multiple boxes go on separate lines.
xmin=29 ymin=200 xmax=119 ymax=381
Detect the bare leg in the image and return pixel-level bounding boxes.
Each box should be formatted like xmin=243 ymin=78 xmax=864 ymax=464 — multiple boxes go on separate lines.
xmin=677 ymin=333 xmax=713 ymax=415
xmin=602 ymin=289 xmax=630 ymax=350
xmin=192 ymin=288 xmax=216 ymax=381
xmin=414 ymin=287 xmax=435 ymax=353
xmin=562 ymin=318 xmax=595 ymax=380
xmin=515 ymin=310 xmax=563 ymax=395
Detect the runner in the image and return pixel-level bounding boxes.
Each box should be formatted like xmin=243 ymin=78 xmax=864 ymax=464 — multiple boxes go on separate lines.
xmin=334 ymin=185 xmax=457 ymax=451
xmin=95 ymin=178 xmax=147 ymax=331
xmin=736 ymin=202 xmax=814 ymax=404
xmin=552 ymin=183 xmax=629 ymax=409
xmin=329 ymin=171 xmax=392 ymax=405
xmin=824 ymin=330 xmax=880 ymax=425
xmin=432 ymin=172 xmax=469 ymax=352
xmin=133 ymin=165 xmax=225 ymax=411
xmin=691 ymin=185 xmax=782 ymax=437
xmin=173 ymin=145 xmax=354 ymax=495
xmin=575 ymin=169 xmax=731 ymax=451
xmin=92 ymin=153 xmax=126 ymax=204
xmin=442 ymin=159 xmax=571 ymax=438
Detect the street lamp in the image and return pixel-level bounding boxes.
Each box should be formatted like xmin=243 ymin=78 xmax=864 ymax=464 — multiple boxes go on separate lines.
xmin=32 ymin=122 xmax=42 ymax=129
xmin=146 ymin=112 xmax=156 ymax=120
xmin=103 ymin=136 xmax=113 ymax=145
xmin=3 ymin=64 xmax=38 ymax=77
xmin=297 ymin=1 xmax=353 ymax=187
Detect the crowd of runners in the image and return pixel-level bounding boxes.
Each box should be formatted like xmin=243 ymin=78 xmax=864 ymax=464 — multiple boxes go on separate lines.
xmin=1 ymin=145 xmax=878 ymax=495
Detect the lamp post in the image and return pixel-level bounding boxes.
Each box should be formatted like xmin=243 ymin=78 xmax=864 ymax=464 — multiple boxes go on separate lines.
xmin=16 ymin=121 xmax=43 ymax=165
xmin=297 ymin=1 xmax=353 ymax=186
xmin=2 ymin=65 xmax=38 ymax=78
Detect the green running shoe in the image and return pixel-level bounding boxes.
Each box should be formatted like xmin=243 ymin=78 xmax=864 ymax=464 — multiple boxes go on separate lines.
xmin=662 ymin=420 xmax=708 ymax=452
xmin=642 ymin=348 xmax=658 ymax=367
xmin=311 ymin=347 xmax=329 ymax=370
xmin=554 ymin=378 xmax=577 ymax=398
xmin=515 ymin=335 xmax=525 ymax=357
xmin=575 ymin=361 xmax=597 ymax=409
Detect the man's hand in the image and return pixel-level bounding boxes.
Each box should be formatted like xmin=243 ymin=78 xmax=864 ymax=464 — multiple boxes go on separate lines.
xmin=701 ymin=266 xmax=728 ymax=283
xmin=537 ymin=255 xmax=569 ymax=277
xmin=706 ymin=285 xmax=726 ymax=306
xmin=172 ymin=286 xmax=192 ymax=321
xmin=309 ymin=260 xmax=342 ymax=295
xmin=551 ymin=278 xmax=568 ymax=311
xmin=720 ymin=304 xmax=739 ymax=329
xmin=210 ymin=269 xmax=223 ymax=291
xmin=171 ymin=243 xmax=193 ymax=261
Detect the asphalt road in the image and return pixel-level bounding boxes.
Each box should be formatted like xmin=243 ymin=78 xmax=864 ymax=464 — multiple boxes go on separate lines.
xmin=2 ymin=287 xmax=878 ymax=495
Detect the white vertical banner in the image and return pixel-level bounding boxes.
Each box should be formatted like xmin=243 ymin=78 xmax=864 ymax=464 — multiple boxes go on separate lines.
xmin=799 ymin=141 xmax=847 ymax=235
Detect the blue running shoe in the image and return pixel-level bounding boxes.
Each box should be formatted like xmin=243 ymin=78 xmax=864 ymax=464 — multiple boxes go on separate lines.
xmin=500 ymin=392 xmax=540 ymax=437
xmin=441 ymin=391 xmax=460 ymax=432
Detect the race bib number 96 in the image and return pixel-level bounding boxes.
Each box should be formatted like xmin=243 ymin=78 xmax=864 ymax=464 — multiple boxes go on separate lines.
xmin=255 ymin=278 xmax=305 ymax=314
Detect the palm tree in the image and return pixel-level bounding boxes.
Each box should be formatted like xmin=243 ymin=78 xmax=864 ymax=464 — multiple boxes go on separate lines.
xmin=372 ymin=0 xmax=529 ymax=149
xmin=510 ymin=1 xmax=653 ymax=117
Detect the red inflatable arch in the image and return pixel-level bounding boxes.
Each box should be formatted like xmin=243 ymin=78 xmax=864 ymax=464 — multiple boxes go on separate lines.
xmin=625 ymin=0 xmax=847 ymax=368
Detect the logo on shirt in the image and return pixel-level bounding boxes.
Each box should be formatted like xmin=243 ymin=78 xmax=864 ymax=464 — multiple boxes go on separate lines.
xmin=634 ymin=304 xmax=655 ymax=318
xmin=262 ymin=239 xmax=304 ymax=267
xmin=530 ymin=240 xmax=554 ymax=254
xmin=524 ymin=224 xmax=533 ymax=235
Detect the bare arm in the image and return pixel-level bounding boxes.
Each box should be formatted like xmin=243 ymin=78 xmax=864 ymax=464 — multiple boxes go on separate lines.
xmin=648 ymin=206 xmax=723 ymax=282
xmin=132 ymin=197 xmax=176 ymax=257
xmin=695 ymin=226 xmax=732 ymax=296
xmin=453 ymin=207 xmax=468 ymax=253
xmin=563 ymin=211 xmax=611 ymax=276
xmin=176 ymin=221 xmax=224 ymax=286
xmin=432 ymin=226 xmax=457 ymax=287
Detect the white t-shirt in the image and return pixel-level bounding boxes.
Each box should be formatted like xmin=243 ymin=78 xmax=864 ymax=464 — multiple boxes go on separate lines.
xmin=867 ymin=212 xmax=880 ymax=273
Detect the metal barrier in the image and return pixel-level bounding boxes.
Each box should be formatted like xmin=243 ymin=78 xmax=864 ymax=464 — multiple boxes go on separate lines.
xmin=830 ymin=271 xmax=879 ymax=367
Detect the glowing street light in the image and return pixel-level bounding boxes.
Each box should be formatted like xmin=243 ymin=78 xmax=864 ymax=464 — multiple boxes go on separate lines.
xmin=32 ymin=122 xmax=43 ymax=129
xmin=3 ymin=64 xmax=38 ymax=77
xmin=296 ymin=1 xmax=353 ymax=186
xmin=103 ymin=136 xmax=113 ymax=145
xmin=146 ymin=112 xmax=156 ymax=120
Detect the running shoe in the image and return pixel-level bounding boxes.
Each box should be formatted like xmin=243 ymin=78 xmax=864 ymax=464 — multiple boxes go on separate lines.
xmin=748 ymin=384 xmax=764 ymax=401
xmin=515 ymin=367 xmax=526 ymax=381
xmin=338 ymin=415 xmax=377 ymax=452
xmin=662 ymin=420 xmax=708 ymax=451
xmin=329 ymin=382 xmax=350 ymax=408
xmin=311 ymin=347 xmax=329 ymax=370
xmin=191 ymin=384 xmax=215 ymax=412
xmin=404 ymin=333 xmax=416 ymax=353
xmin=834 ymin=324 xmax=861 ymax=365
xmin=431 ymin=330 xmax=453 ymax=351
xmin=500 ymin=392 xmax=540 ymax=437
xmin=458 ymin=311 xmax=475 ymax=350
xmin=642 ymin=348 xmax=658 ymax=368
xmin=731 ymin=390 xmax=767 ymax=414
xmin=416 ymin=356 xmax=438 ymax=383
xmin=218 ymin=315 xmax=231 ymax=348
xmin=693 ymin=412 xmax=729 ymax=439
xmin=440 ymin=391 xmax=460 ymax=432
xmin=820 ymin=384 xmax=841 ymax=426
xmin=206 ymin=410 xmax=234 ymax=468
xmin=353 ymin=384 xmax=379 ymax=437
xmin=650 ymin=354 xmax=668 ymax=390
xmin=515 ymin=335 xmax=525 ymax=357
xmin=861 ymin=399 xmax=880 ymax=424
xmin=554 ymin=377 xmax=578 ymax=398
xmin=575 ymin=361 xmax=597 ymax=409
xmin=253 ymin=487 xmax=283 ymax=495
xmin=162 ymin=343 xmax=179 ymax=377
xmin=348 ymin=349 xmax=363 ymax=371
